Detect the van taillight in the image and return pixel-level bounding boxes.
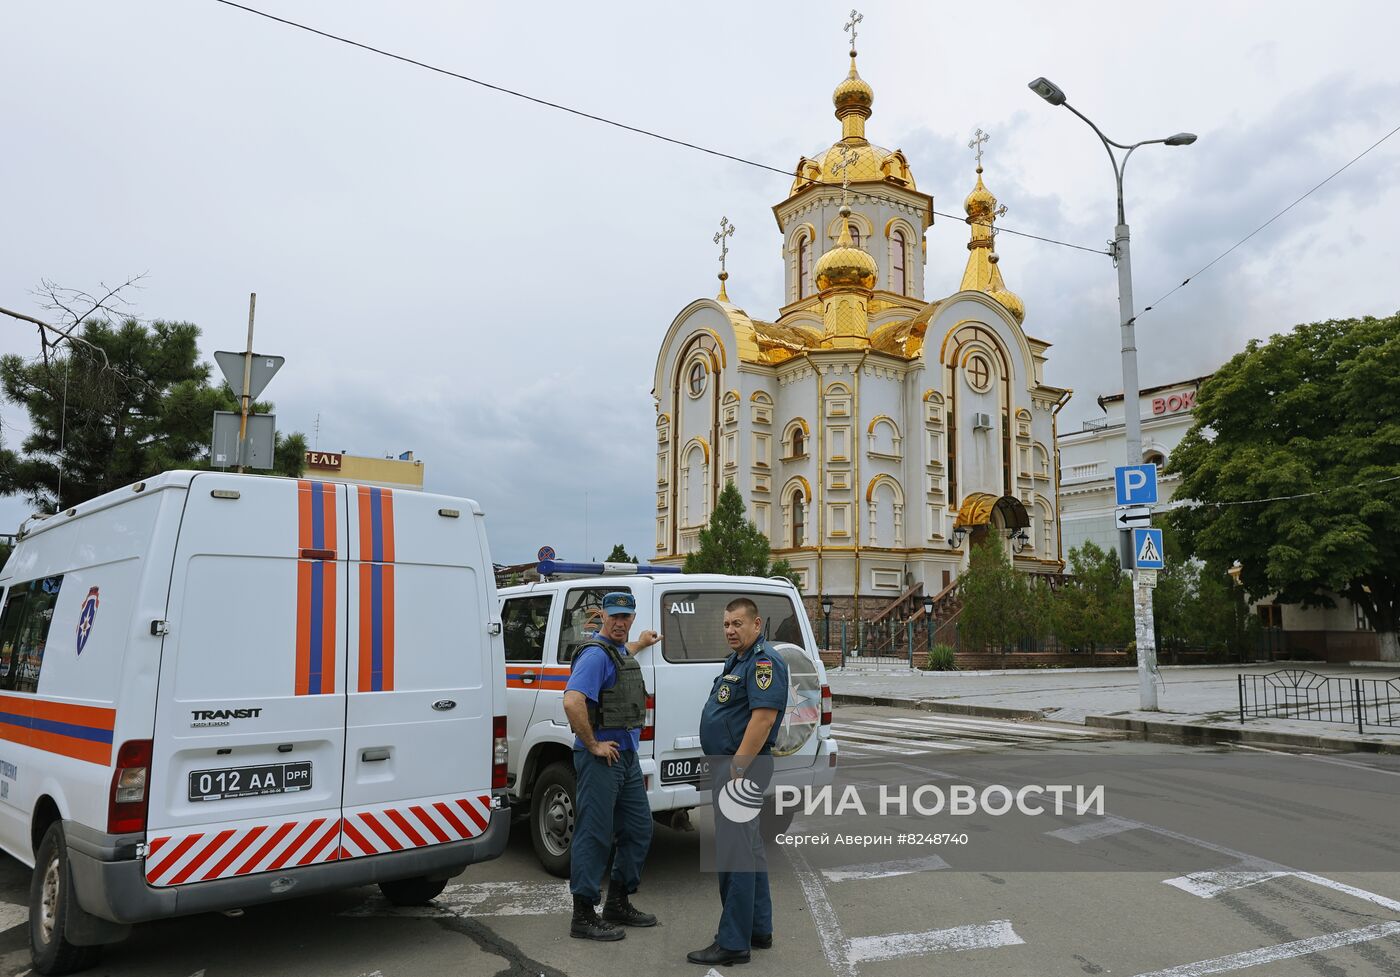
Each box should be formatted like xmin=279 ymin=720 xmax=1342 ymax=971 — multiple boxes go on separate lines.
xmin=820 ymin=684 xmax=832 ymax=727
xmin=641 ymin=693 xmax=655 ymax=742
xmin=108 ymin=739 xmax=152 ymax=835
xmin=492 ymin=715 xmax=508 ymax=789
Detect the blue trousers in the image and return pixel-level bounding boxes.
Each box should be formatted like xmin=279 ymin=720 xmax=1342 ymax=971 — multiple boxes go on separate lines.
xmin=710 ymin=758 xmax=774 ymax=951
xmin=570 ymin=748 xmax=652 ymax=903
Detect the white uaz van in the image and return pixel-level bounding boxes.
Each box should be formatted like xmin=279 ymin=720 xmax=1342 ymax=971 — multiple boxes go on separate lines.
xmin=497 ymin=564 xmax=837 ymax=875
xmin=0 ymin=472 xmax=509 ymax=974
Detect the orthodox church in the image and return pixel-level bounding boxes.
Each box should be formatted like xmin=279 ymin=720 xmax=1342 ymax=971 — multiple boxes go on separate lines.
xmin=651 ymin=34 xmax=1071 ymax=610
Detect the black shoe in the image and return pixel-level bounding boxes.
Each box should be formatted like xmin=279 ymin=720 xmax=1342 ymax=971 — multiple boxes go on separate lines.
xmin=687 ymin=942 xmax=750 ymax=966
xmin=571 ymin=897 xmax=625 ymax=942
xmin=603 ymin=892 xmax=658 ymax=927
xmin=751 ymin=933 xmax=773 ymax=949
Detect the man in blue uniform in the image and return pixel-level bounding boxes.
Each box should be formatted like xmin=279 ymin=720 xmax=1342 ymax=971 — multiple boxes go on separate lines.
xmin=688 ymin=597 xmax=789 ymax=966
xmin=562 ymin=591 xmax=660 ymax=941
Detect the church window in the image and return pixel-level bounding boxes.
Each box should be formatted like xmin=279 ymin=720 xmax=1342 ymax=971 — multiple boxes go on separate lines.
xmin=792 ymin=428 xmax=806 ymax=457
xmin=893 ymin=230 xmax=907 ymax=295
xmin=792 ymin=495 xmax=806 ymax=547
xmin=966 ymin=354 xmax=992 ymax=393
xmin=849 ymin=225 xmax=862 ymax=248
xmin=798 ymin=235 xmax=812 ymax=298
xmin=687 ymin=362 xmax=706 ymax=397
xmin=1145 ymin=450 xmax=1166 ymax=468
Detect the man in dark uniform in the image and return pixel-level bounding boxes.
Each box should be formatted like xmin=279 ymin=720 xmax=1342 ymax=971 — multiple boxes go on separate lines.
xmin=687 ymin=597 xmax=789 ymax=966
xmin=562 ymin=591 xmax=660 ymax=941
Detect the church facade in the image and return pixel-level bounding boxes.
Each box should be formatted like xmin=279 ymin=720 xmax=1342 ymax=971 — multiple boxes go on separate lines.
xmin=651 ymin=44 xmax=1070 ymax=609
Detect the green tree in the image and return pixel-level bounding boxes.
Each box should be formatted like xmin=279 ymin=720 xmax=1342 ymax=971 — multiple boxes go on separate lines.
xmin=1050 ymin=541 xmax=1132 ymax=651
xmin=606 ymin=543 xmax=638 ymax=564
xmin=0 ymin=317 xmax=305 ymax=511
xmin=684 ymin=481 xmax=799 ymax=585
xmin=1152 ymin=526 xmax=1248 ymax=658
xmin=957 ymin=538 xmax=1051 ymax=652
xmin=1169 ymin=313 xmax=1400 ymax=661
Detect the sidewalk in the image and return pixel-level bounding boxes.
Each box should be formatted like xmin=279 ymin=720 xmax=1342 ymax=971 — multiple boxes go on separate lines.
xmin=827 ymin=662 xmax=1400 ymax=753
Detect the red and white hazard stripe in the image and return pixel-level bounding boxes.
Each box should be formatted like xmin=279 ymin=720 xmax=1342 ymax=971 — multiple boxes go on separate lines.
xmin=338 ymin=792 xmax=491 ymax=860
xmin=144 ymin=791 xmax=492 ymax=887
xmin=146 ymin=813 xmax=343 ymax=887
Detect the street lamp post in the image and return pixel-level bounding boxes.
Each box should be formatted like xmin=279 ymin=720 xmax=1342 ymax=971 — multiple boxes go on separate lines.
xmin=922 ymin=593 xmax=935 ymax=657
xmin=821 ymin=594 xmax=834 ymax=651
xmin=1028 ymin=76 xmax=1196 ymax=711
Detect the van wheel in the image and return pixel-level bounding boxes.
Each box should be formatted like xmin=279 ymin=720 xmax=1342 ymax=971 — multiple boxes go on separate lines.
xmin=378 ymin=876 xmax=449 ymax=906
xmin=30 ymin=823 xmax=102 ymax=975
xmin=530 ymin=761 xmax=576 ymax=878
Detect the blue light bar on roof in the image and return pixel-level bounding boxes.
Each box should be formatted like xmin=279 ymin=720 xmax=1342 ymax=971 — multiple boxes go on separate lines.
xmin=536 ymin=560 xmax=682 ymax=577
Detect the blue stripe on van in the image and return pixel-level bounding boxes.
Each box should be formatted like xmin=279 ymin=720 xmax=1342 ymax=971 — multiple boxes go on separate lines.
xmin=0 ymin=711 xmax=114 ymax=744
xmin=309 ymin=561 xmax=324 ymax=695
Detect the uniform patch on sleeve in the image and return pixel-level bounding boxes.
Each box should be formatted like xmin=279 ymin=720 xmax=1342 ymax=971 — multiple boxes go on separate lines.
xmin=717 ymin=684 xmax=731 ymax=703
xmin=755 ymin=660 xmax=774 ymax=691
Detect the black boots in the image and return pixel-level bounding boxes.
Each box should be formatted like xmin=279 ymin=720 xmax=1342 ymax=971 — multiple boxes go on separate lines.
xmin=602 ymin=882 xmax=658 ymax=927
xmin=687 ymin=942 xmax=751 ymax=966
xmin=570 ymin=895 xmax=624 ymax=941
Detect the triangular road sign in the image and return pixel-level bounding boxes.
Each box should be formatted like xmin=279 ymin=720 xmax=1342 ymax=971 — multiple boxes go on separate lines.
xmin=1135 ymin=530 xmax=1163 ymax=567
xmin=214 ymin=350 xmax=285 ymax=401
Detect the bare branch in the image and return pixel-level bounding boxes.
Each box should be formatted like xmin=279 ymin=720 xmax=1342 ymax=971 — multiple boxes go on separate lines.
xmin=0 ymin=305 xmax=111 ymax=368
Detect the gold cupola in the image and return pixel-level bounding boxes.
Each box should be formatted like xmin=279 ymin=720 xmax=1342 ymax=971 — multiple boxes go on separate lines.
xmin=815 ymin=205 xmax=876 ymax=348
xmin=959 ymin=165 xmax=1025 ymax=324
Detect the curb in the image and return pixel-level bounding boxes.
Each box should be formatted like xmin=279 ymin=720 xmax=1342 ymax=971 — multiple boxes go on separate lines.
xmin=831 ymin=693 xmax=1046 ymax=722
xmin=1085 ymin=714 xmax=1400 ymax=754
xmin=827 ymin=661 xmax=1328 ymax=678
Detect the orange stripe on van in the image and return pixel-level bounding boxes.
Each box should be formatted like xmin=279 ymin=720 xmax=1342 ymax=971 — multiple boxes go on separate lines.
xmin=0 ymin=694 xmax=115 ymax=766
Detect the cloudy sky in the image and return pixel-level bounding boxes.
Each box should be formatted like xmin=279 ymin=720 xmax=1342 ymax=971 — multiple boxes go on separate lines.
xmin=3 ymin=1 xmax=1397 ymax=562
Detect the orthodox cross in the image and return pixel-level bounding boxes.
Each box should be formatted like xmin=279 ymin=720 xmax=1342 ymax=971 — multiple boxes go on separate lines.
xmin=833 ymin=144 xmax=859 ymax=208
xmin=714 ymin=216 xmax=735 ymax=275
xmin=968 ymin=128 xmax=989 ymax=168
xmin=844 ymin=9 xmax=863 ymax=53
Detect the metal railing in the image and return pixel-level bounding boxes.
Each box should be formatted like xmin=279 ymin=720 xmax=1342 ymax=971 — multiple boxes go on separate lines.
xmin=1238 ymin=669 xmax=1400 ymax=734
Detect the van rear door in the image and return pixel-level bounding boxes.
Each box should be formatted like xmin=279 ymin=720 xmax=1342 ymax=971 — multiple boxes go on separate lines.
xmin=338 ymin=488 xmax=495 ymax=859
xmin=147 ymin=475 xmax=348 ymax=887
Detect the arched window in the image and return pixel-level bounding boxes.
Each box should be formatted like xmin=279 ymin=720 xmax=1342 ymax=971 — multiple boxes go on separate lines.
xmin=687 ymin=362 xmax=705 ymax=397
xmin=850 ymin=225 xmax=862 ymax=248
xmin=791 ymin=494 xmax=805 ymax=546
xmin=892 ymin=230 xmax=907 ymax=295
xmin=792 ymin=428 xmax=806 ymax=456
xmin=798 ymin=234 xmax=811 ymax=298
xmin=1145 ymin=450 xmax=1166 ymax=467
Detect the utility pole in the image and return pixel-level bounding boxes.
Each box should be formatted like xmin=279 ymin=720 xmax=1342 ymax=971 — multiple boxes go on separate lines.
xmin=236 ymin=292 xmax=256 ymax=473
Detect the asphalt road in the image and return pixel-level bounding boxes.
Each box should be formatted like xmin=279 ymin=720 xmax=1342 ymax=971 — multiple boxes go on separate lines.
xmin=3 ymin=705 xmax=1400 ymax=977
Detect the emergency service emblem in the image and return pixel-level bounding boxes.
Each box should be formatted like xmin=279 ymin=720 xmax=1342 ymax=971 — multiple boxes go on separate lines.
xmin=755 ymin=658 xmax=773 ymax=691
xmin=76 ymin=586 xmax=100 ymax=655
xmin=717 ymin=684 xmax=731 ymax=704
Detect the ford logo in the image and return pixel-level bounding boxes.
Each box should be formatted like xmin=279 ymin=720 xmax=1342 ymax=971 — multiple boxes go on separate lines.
xmin=432 ymin=699 xmax=457 ymax=711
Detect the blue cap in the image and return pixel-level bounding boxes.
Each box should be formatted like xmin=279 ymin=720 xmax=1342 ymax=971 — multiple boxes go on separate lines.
xmin=601 ymin=592 xmax=637 ymax=617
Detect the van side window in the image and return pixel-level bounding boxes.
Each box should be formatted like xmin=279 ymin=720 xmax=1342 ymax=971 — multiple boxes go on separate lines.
xmin=660 ymin=591 xmax=807 ymax=663
xmin=0 ymin=576 xmax=65 ymax=694
xmin=556 ymin=586 xmax=633 ymax=664
xmin=501 ymin=594 xmax=553 ymax=663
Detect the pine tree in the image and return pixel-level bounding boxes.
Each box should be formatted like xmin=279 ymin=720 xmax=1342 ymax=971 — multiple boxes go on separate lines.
xmin=683 ymin=481 xmax=798 ymax=585
xmin=606 ymin=543 xmax=638 ymax=564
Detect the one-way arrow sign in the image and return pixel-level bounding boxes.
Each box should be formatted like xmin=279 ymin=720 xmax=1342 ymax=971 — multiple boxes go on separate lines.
xmin=1115 ymin=506 xmax=1152 ymax=531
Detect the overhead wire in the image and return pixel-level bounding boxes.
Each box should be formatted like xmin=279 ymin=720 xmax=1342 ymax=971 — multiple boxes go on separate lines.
xmin=1163 ymin=473 xmax=1400 ymax=510
xmin=208 ymin=0 xmax=1109 ymax=255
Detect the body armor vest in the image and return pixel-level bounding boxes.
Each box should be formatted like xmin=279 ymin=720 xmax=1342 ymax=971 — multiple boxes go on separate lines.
xmin=571 ymin=640 xmax=647 ymax=730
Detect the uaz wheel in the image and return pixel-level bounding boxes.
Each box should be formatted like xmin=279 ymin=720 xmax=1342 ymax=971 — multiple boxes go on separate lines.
xmin=529 ymin=761 xmax=576 ymax=877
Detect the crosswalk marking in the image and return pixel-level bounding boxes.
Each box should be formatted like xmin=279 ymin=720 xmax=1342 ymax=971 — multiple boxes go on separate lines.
xmin=834 ymin=714 xmax=1108 ymax=757
xmin=822 ymin=854 xmax=950 ymax=882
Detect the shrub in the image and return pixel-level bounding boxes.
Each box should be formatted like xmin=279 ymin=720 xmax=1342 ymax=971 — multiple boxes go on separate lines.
xmin=925 ymin=643 xmax=958 ymax=671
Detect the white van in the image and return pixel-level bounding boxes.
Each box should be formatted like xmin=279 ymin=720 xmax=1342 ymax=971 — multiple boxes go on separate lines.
xmin=497 ymin=564 xmax=837 ymax=875
xmin=0 ymin=472 xmax=509 ymax=974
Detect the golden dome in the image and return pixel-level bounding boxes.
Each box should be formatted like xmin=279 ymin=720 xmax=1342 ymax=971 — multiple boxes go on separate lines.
xmin=986 ymin=254 xmax=1026 ymax=325
xmin=964 ymin=167 xmax=997 ymax=221
xmin=814 ymin=207 xmax=878 ymax=292
xmin=833 ymin=57 xmax=874 ymax=116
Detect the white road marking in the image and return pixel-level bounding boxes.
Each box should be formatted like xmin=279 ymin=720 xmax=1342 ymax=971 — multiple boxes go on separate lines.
xmin=832 ymin=726 xmax=967 ymax=751
xmin=890 ymin=714 xmax=1105 ymax=737
xmin=1046 ymin=816 xmax=1141 ymax=844
xmin=340 ymin=881 xmax=571 ymax=918
xmin=0 ymin=902 xmax=27 ymax=932
xmin=1130 ymin=921 xmax=1400 ymax=977
xmin=846 ymin=920 xmax=1025 ymax=963
xmin=1294 ymin=872 xmax=1400 ymax=914
xmin=1163 ymin=870 xmax=1293 ymax=899
xmin=1298 ymin=754 xmax=1400 ymax=778
xmin=784 ymin=845 xmax=855 ymax=977
xmin=822 ymin=854 xmax=950 ymax=882
xmin=1228 ymin=743 xmax=1296 ymax=755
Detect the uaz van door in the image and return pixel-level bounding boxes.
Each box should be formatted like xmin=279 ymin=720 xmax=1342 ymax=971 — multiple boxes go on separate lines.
xmin=146 ymin=475 xmax=348 ymax=886
xmin=339 ymin=487 xmax=495 ymax=859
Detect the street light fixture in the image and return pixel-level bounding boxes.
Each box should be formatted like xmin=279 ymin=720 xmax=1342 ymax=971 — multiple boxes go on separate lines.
xmin=921 ymin=592 xmax=935 ymax=655
xmin=820 ymin=594 xmax=834 ymax=650
xmin=1028 ymin=75 xmax=1196 ymax=711
xmin=1010 ymin=529 xmax=1030 ymax=554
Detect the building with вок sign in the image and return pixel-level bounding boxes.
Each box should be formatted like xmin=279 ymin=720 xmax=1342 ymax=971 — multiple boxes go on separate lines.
xmin=650 ymin=34 xmax=1069 ymax=615
xmin=302 ymin=451 xmax=424 ymax=492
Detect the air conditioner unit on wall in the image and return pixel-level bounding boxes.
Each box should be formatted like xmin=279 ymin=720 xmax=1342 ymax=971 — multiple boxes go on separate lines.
xmin=972 ymin=412 xmax=993 ymax=430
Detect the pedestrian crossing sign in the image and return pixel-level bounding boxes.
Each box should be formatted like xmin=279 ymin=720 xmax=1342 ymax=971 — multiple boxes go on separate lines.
xmin=1132 ymin=528 xmax=1165 ymax=569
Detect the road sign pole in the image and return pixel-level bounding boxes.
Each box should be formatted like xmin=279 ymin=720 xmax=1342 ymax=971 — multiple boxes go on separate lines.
xmin=237 ymin=292 xmax=256 ymax=473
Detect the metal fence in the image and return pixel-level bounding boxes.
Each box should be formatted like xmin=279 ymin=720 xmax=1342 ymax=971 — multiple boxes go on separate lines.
xmin=1238 ymin=669 xmax=1400 ymax=734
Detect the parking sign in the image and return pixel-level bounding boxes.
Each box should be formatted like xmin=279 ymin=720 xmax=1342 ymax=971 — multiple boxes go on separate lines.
xmin=1115 ymin=464 xmax=1159 ymax=506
